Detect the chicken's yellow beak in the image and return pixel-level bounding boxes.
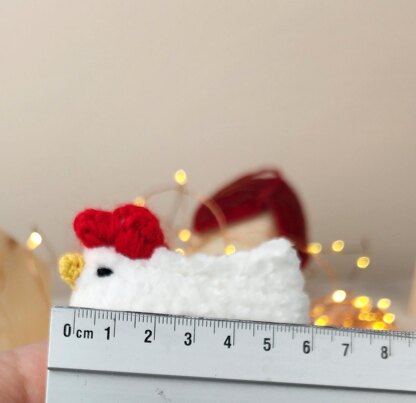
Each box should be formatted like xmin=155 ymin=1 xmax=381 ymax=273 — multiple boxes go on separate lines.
xmin=59 ymin=253 xmax=84 ymax=289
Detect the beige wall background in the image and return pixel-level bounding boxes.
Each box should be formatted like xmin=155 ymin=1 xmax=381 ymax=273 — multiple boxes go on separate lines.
xmin=1 ymin=1 xmax=415 ymax=301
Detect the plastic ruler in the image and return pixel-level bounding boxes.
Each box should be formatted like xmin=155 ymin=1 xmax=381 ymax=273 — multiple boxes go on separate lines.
xmin=46 ymin=306 xmax=416 ymax=402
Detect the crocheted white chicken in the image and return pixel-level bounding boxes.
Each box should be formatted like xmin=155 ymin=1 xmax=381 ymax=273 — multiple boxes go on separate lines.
xmin=59 ymin=204 xmax=309 ymax=324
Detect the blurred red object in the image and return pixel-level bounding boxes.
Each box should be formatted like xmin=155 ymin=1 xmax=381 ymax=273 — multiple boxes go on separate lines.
xmin=193 ymin=169 xmax=309 ymax=268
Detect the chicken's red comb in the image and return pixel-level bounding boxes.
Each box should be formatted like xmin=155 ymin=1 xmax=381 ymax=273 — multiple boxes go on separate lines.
xmin=73 ymin=204 xmax=165 ymax=259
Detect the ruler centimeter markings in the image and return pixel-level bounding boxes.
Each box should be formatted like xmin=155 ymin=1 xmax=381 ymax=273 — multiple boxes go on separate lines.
xmin=47 ymin=305 xmax=416 ymax=400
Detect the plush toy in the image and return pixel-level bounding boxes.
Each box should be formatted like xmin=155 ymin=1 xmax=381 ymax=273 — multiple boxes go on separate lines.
xmin=60 ymin=204 xmax=309 ymax=324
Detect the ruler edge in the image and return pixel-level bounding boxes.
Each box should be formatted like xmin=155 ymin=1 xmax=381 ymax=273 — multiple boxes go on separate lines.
xmin=50 ymin=305 xmax=416 ymax=340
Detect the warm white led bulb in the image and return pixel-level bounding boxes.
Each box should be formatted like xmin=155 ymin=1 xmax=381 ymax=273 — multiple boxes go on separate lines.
xmin=174 ymin=169 xmax=187 ymax=185
xmin=27 ymin=231 xmax=43 ymax=250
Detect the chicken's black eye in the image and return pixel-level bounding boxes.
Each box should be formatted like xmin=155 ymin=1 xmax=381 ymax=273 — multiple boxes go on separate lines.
xmin=96 ymin=267 xmax=113 ymax=277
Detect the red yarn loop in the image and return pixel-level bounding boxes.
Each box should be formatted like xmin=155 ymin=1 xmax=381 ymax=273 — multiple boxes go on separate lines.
xmin=192 ymin=169 xmax=309 ymax=268
xmin=73 ymin=204 xmax=165 ymax=259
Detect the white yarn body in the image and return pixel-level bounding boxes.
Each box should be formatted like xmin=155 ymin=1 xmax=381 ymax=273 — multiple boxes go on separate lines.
xmin=70 ymin=238 xmax=310 ymax=324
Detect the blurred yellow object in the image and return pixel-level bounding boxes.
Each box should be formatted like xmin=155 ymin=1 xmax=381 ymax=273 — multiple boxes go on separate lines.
xmin=356 ymin=256 xmax=370 ymax=269
xmin=377 ymin=298 xmax=391 ymax=310
xmin=175 ymin=248 xmax=185 ymax=255
xmin=331 ymin=240 xmax=345 ymax=252
xmin=332 ymin=289 xmax=347 ymax=303
xmin=59 ymin=253 xmax=84 ymax=289
xmin=383 ymin=313 xmax=396 ymax=324
xmin=134 ymin=196 xmax=146 ymax=207
xmin=314 ymin=315 xmax=329 ymax=326
xmin=0 ymin=229 xmax=51 ymax=351
xmin=225 ymin=244 xmax=236 ymax=255
xmin=307 ymin=242 xmax=322 ymax=255
xmin=178 ymin=229 xmax=191 ymax=242
xmin=372 ymin=321 xmax=386 ymax=330
xmin=174 ymin=169 xmax=187 ymax=185
xmin=353 ymin=296 xmax=370 ymax=309
xmin=26 ymin=231 xmax=43 ymax=250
